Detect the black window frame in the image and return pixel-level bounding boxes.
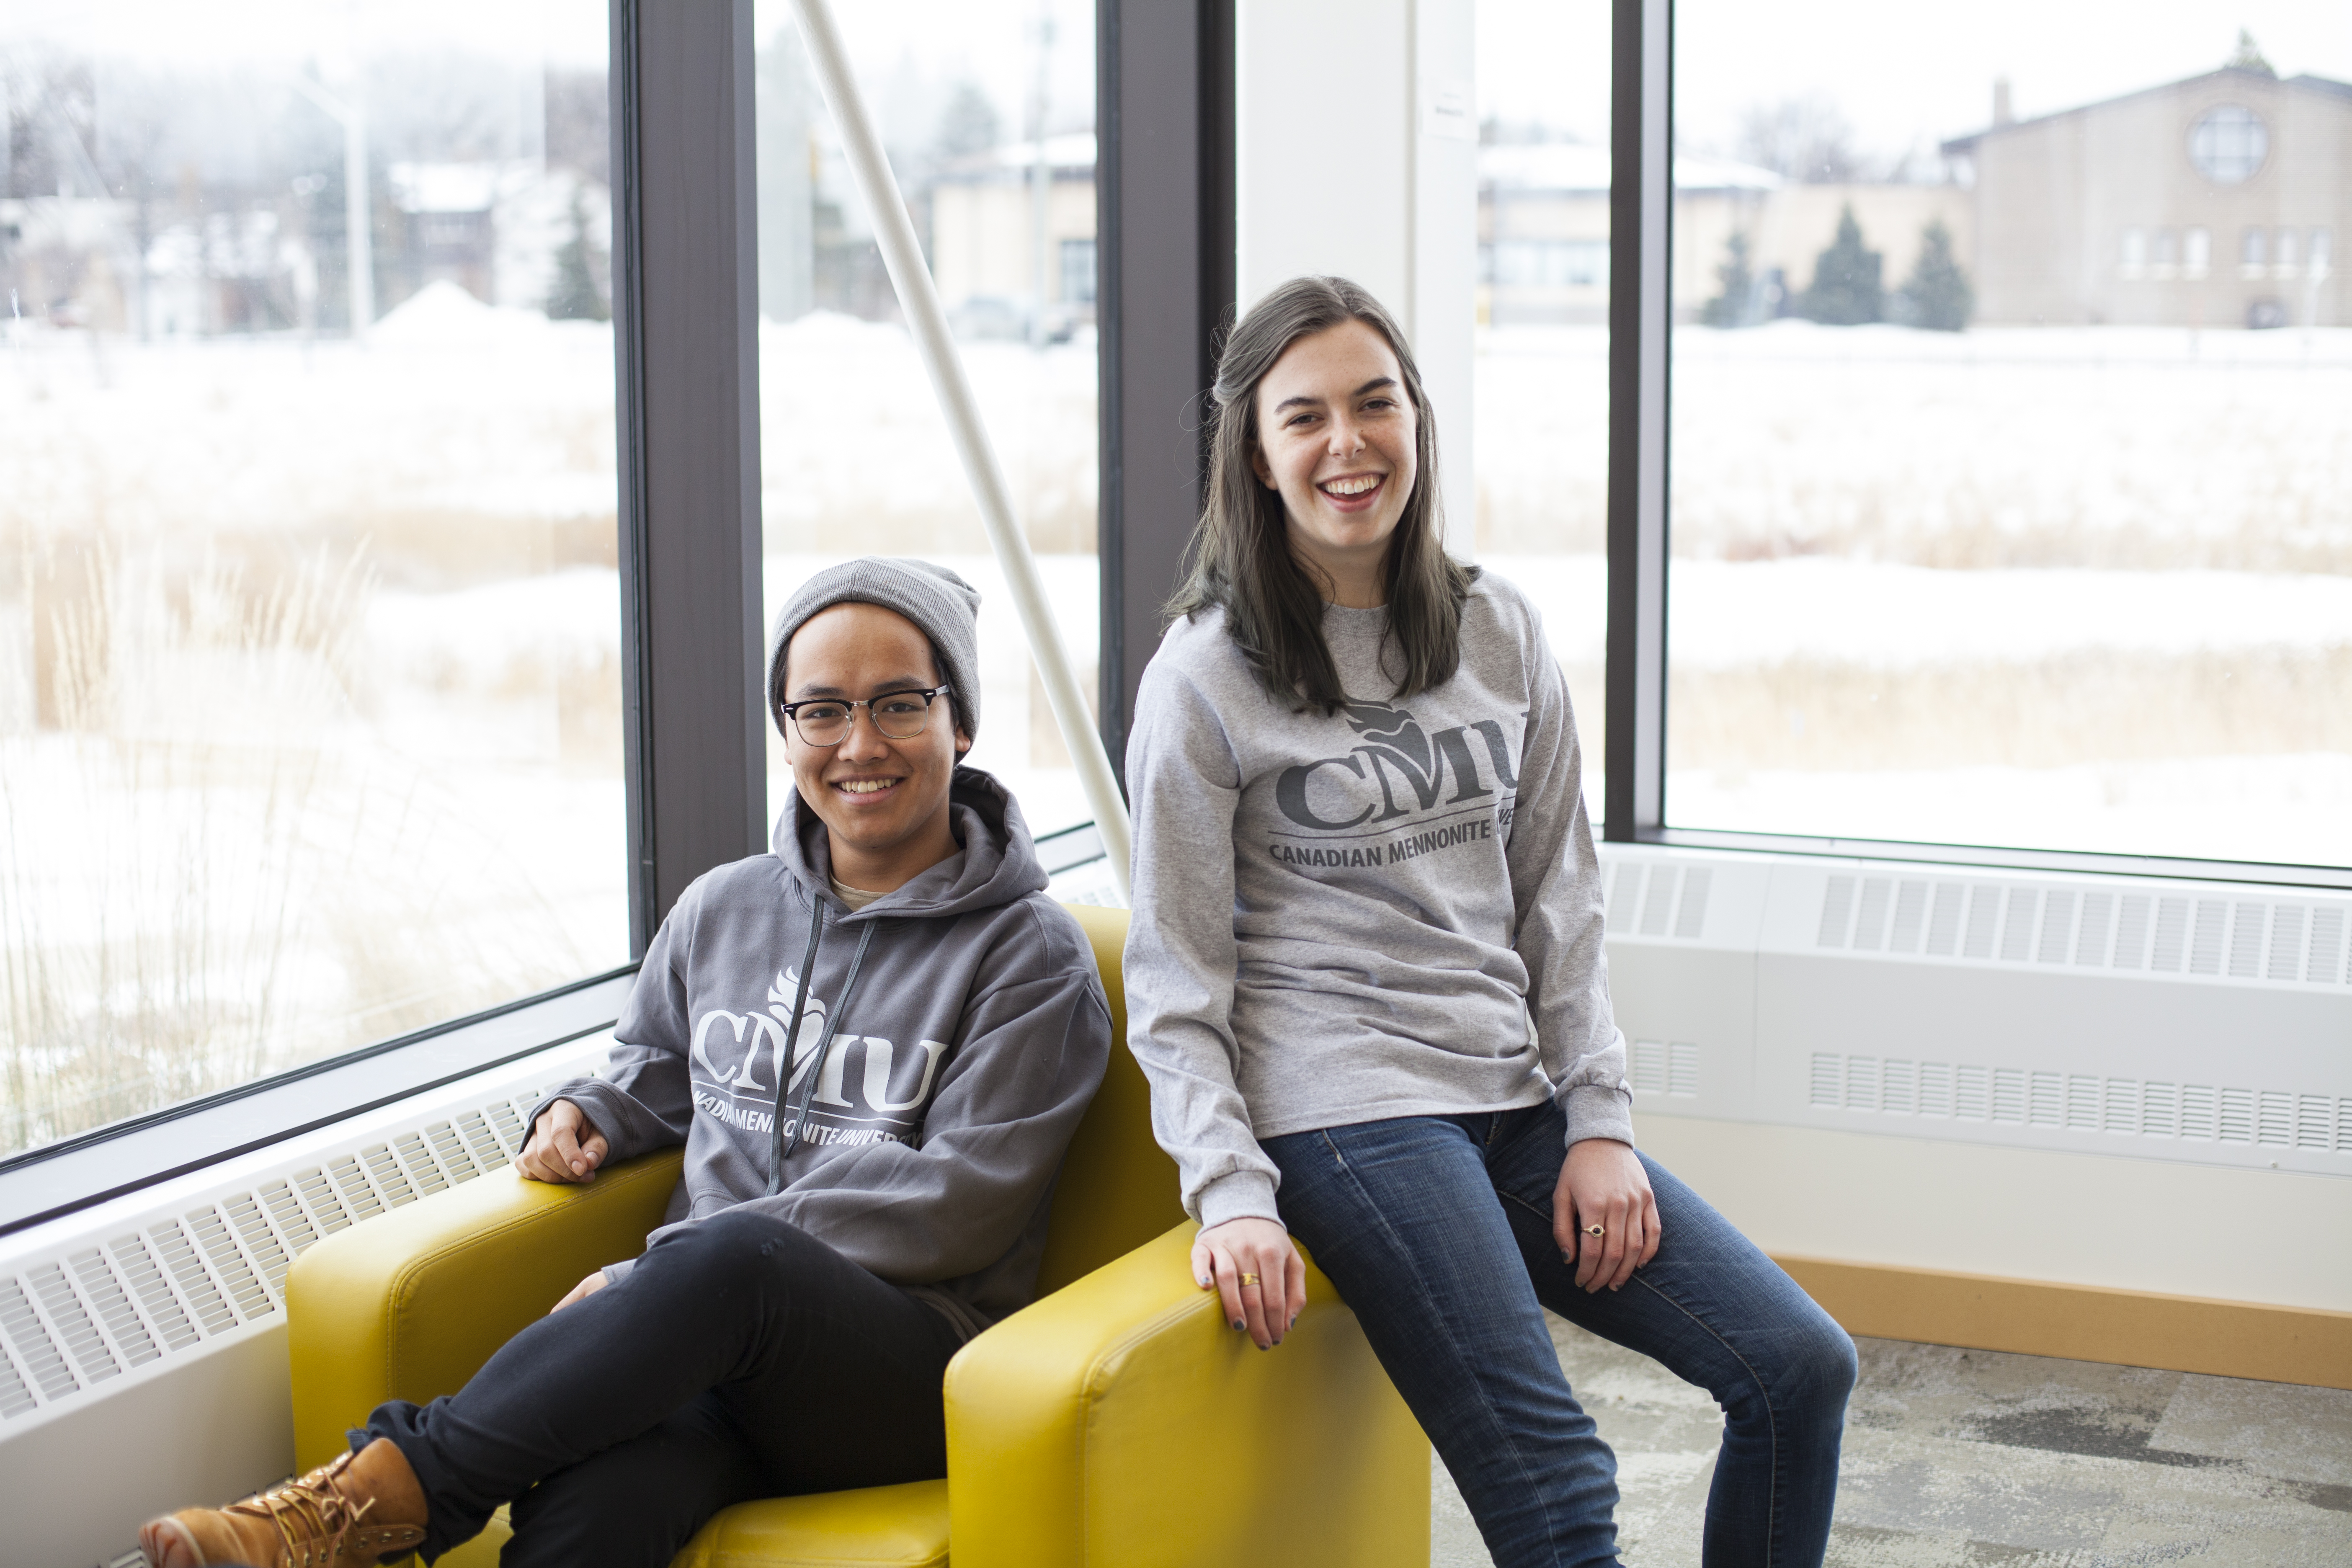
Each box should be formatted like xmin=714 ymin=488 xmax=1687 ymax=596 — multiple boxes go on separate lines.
xmin=1603 ymin=0 xmax=2352 ymax=894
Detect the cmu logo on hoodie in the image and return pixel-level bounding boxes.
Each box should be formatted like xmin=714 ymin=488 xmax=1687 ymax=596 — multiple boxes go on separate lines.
xmin=1267 ymin=700 xmax=1520 ymax=871
xmin=687 ymin=967 xmax=949 ymax=1147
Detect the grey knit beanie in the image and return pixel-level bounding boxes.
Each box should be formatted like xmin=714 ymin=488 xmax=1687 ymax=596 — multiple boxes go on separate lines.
xmin=766 ymin=558 xmax=983 ymax=741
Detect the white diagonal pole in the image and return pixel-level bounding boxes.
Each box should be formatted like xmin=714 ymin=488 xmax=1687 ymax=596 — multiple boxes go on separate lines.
xmin=789 ymin=0 xmax=1132 ymax=905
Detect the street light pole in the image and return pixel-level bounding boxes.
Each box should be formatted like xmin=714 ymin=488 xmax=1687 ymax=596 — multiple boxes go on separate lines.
xmin=293 ymin=75 xmax=372 ymax=344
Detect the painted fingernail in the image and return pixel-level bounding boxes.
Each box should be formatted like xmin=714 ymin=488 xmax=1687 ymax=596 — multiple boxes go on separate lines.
xmin=1197 ymin=1277 xmax=1211 ymax=1288
xmin=1232 ymin=1318 xmax=1246 ymax=1331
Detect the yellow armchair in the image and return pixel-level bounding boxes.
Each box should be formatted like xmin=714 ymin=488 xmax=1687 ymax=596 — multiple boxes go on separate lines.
xmin=287 ymin=905 xmax=1430 ymax=1567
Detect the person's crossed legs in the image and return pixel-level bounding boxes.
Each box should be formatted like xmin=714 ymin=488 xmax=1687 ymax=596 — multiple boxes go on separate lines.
xmin=362 ymin=1205 xmax=965 ymax=1565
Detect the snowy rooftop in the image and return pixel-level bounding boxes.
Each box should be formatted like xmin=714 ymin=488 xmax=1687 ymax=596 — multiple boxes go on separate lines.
xmin=935 ymin=136 xmax=1782 ymax=194
xmin=389 ymin=161 xmax=542 ymax=214
xmin=941 ymin=133 xmax=1099 ymax=178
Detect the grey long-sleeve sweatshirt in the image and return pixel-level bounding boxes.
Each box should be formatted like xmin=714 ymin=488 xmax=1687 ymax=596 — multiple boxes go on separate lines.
xmin=534 ymin=766 xmax=1111 ymax=1340
xmin=1122 ymin=572 xmax=1632 ymax=1231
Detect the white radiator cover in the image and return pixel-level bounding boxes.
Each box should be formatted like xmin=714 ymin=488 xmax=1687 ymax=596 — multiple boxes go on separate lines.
xmin=0 ymin=1035 xmax=611 ymax=1568
xmin=1597 ymin=843 xmax=2352 ymax=1310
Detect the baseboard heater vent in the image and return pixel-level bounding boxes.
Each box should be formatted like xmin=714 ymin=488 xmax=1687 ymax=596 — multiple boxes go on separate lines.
xmin=1598 ymin=845 xmax=2352 ymax=1181
xmin=0 ymin=1039 xmax=608 ymax=1436
xmin=1815 ymin=874 xmax=2349 ymax=988
xmin=1808 ymin=1053 xmax=2349 ymax=1152
xmin=1605 ymin=863 xmax=1713 ymax=940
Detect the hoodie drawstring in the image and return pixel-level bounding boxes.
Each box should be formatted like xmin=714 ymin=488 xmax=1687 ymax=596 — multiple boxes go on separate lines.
xmin=767 ymin=904 xmax=880 ymax=1196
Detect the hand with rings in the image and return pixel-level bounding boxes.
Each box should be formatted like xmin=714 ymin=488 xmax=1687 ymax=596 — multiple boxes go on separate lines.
xmin=1190 ymin=1216 xmax=1306 ymax=1349
xmin=1553 ymin=1137 xmax=1663 ymax=1294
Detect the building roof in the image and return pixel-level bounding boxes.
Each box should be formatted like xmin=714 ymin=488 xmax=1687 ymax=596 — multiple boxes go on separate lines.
xmin=935 ymin=133 xmax=1098 ymax=181
xmin=389 ymin=162 xmax=508 ymax=214
xmin=1939 ymin=65 xmax=2352 ymax=155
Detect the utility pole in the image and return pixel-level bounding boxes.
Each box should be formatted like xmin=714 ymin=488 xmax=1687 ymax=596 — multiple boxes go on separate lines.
xmin=1027 ymin=3 xmax=1053 ymax=346
xmin=293 ymin=74 xmax=373 ymax=344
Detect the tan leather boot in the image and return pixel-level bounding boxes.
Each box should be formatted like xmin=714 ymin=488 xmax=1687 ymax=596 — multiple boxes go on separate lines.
xmin=140 ymin=1437 xmax=429 ymax=1567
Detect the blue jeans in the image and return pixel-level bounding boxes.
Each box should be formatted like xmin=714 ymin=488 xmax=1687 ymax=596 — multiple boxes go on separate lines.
xmin=1263 ymin=1102 xmax=1854 ymax=1568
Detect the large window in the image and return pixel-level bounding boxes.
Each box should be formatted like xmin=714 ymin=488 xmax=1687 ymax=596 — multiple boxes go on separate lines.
xmin=1476 ymin=0 xmax=1612 ymax=824
xmin=752 ymin=0 xmax=1100 ymax=838
xmin=0 ymin=0 xmax=627 ymax=1157
xmin=1666 ymin=5 xmax=2351 ymax=868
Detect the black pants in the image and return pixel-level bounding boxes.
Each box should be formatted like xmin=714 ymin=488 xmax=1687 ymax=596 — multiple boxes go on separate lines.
xmin=361 ymin=1208 xmax=966 ymax=1567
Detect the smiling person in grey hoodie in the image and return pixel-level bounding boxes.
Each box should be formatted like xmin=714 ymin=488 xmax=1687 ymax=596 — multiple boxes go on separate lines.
xmin=139 ymin=560 xmax=1112 ymax=1568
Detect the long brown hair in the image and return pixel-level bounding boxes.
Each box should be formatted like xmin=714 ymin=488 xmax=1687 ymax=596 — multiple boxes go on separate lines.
xmin=1168 ymin=276 xmax=1473 ymax=714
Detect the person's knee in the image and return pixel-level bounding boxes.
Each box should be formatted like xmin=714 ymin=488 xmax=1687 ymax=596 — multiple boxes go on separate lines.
xmin=637 ymin=1208 xmax=825 ymax=1295
xmin=1779 ymin=1309 xmax=1858 ymax=1419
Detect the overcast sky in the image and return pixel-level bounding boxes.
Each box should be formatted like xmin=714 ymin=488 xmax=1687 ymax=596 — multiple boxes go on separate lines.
xmin=10 ymin=0 xmax=2344 ymax=170
xmin=0 ymin=0 xmax=607 ymax=70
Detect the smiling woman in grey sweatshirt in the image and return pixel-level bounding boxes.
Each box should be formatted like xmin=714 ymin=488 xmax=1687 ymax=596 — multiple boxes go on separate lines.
xmin=1125 ymin=580 xmax=1629 ymax=1232
xmin=1120 ymin=279 xmax=1853 ymax=1568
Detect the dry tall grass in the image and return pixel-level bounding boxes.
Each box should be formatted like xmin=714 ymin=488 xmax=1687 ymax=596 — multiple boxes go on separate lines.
xmin=1667 ymin=646 xmax=2352 ymax=776
xmin=0 ymin=536 xmax=606 ymax=1155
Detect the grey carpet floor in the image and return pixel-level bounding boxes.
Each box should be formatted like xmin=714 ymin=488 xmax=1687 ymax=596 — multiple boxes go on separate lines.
xmin=1430 ymin=1315 xmax=2352 ymax=1567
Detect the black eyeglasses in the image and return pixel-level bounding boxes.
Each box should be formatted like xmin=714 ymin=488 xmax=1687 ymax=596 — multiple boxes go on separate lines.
xmin=776 ymin=686 xmax=951 ymax=747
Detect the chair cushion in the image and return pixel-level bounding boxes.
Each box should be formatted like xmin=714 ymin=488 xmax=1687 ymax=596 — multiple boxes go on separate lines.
xmin=671 ymin=1481 xmax=950 ymax=1568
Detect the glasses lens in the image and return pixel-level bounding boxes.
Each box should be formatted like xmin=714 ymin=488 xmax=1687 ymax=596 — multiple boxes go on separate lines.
xmin=872 ymin=692 xmax=934 ymax=740
xmin=793 ymin=702 xmax=851 ymax=744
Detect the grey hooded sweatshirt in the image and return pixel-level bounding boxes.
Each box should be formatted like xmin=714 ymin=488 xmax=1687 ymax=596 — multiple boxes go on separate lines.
xmin=534 ymin=766 xmax=1112 ymax=1340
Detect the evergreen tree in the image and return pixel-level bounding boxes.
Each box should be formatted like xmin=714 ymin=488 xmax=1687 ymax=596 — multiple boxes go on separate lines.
xmin=1797 ymin=204 xmax=1882 ymax=325
xmin=547 ymin=189 xmax=610 ymax=322
xmin=932 ymin=81 xmax=1001 ymax=161
xmin=1898 ymin=218 xmax=1973 ymax=332
xmin=1701 ymin=230 xmax=1758 ymax=327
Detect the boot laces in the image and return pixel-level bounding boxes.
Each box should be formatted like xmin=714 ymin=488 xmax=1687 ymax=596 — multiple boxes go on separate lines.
xmin=223 ymin=1450 xmax=378 ymax=1563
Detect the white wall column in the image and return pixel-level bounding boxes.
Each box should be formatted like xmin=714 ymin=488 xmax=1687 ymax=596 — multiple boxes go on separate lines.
xmin=1236 ymin=0 xmax=1477 ymax=555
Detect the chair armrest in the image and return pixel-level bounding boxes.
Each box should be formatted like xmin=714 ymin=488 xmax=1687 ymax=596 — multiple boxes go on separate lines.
xmin=287 ymin=1150 xmax=684 ymax=1471
xmin=944 ymin=1223 xmax=1429 ymax=1568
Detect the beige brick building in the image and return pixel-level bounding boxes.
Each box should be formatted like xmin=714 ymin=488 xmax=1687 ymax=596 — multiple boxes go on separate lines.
xmin=926 ymin=134 xmax=1099 ymax=338
xmin=1943 ymin=66 xmax=2348 ymax=328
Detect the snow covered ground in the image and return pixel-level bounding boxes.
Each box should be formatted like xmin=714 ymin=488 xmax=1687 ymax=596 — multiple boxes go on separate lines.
xmin=1485 ymin=554 xmax=2352 ymax=671
xmin=1480 ymin=322 xmax=2352 ymax=864
xmin=3 ymin=298 xmax=2348 ymax=1151
xmin=1475 ymin=321 xmax=2352 ymax=571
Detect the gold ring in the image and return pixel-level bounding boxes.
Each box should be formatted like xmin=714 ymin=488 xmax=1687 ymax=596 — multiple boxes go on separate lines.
xmin=1239 ymin=1272 xmax=1261 ymax=1286
xmin=1583 ymin=1224 xmax=1606 ymax=1238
